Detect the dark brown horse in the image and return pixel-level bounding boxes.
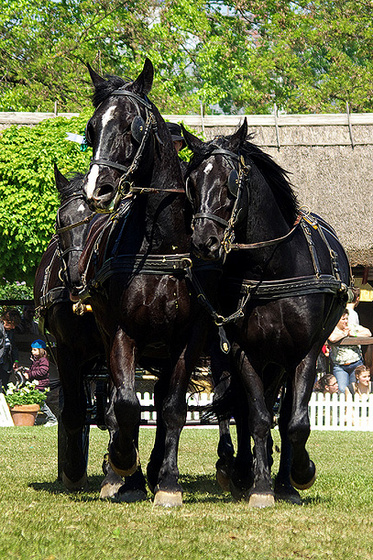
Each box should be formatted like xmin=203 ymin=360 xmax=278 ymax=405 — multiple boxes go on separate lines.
xmin=79 ymin=60 xmax=220 ymax=506
xmin=34 ymin=169 xmax=147 ymax=501
xmin=183 ymin=121 xmax=351 ymax=506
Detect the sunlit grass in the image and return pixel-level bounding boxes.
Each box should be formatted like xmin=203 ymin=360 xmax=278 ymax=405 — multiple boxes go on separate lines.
xmin=0 ymin=426 xmax=372 ymax=560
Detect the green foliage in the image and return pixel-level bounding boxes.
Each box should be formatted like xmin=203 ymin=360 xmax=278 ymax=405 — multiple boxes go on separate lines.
xmin=5 ymin=380 xmax=48 ymax=407
xmin=0 ymin=279 xmax=33 ymax=300
xmin=1 ymin=1 xmax=373 ymax=115
xmin=0 ymin=111 xmax=93 ymax=282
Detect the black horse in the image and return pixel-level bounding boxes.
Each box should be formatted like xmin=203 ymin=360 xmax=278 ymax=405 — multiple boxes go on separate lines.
xmin=183 ymin=121 xmax=351 ymax=507
xmin=34 ymin=168 xmax=147 ymax=501
xmin=79 ymin=59 xmax=220 ymax=506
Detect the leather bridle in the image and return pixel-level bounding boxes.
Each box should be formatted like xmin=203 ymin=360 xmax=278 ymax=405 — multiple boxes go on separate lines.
xmin=55 ymin=192 xmax=95 ymax=288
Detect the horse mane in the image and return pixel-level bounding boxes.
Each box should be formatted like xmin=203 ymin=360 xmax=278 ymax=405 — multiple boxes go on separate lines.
xmin=58 ymin=173 xmax=85 ymax=201
xmin=92 ymin=75 xmax=131 ymax=108
xmin=241 ymin=137 xmax=299 ymax=226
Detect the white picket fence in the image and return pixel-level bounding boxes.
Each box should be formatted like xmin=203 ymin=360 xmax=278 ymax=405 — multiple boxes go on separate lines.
xmin=137 ymin=391 xmax=373 ymax=431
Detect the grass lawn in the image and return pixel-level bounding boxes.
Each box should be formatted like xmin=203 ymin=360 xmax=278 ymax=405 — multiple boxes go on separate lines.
xmin=0 ymin=425 xmax=372 ymax=560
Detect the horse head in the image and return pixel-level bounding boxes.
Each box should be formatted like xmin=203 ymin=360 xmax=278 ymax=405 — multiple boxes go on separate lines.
xmin=83 ymin=58 xmax=165 ymax=213
xmin=54 ymin=165 xmax=95 ymax=300
xmin=183 ymin=120 xmax=248 ymax=262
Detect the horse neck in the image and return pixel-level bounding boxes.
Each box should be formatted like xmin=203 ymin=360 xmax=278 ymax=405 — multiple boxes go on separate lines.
xmin=34 ymin=239 xmax=62 ymax=306
xmin=234 ymin=166 xmax=301 ymax=277
xmin=109 ymin=192 xmax=190 ymax=256
xmin=243 ymin=167 xmax=293 ymax=243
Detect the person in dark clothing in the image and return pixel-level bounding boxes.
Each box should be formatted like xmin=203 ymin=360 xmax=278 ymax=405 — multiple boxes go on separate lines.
xmin=23 ymin=339 xmax=58 ymax=426
xmin=0 ymin=309 xmax=21 ymax=390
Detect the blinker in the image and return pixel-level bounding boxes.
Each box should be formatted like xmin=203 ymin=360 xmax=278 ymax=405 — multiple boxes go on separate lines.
xmin=131 ymin=116 xmax=145 ymax=143
xmin=227 ymin=169 xmax=239 ymax=198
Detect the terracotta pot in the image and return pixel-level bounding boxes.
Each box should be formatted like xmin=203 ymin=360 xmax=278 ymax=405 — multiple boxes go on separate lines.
xmin=10 ymin=404 xmax=40 ymax=426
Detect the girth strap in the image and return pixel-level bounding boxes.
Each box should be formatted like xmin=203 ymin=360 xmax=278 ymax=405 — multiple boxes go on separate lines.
xmin=228 ymin=274 xmax=348 ymax=301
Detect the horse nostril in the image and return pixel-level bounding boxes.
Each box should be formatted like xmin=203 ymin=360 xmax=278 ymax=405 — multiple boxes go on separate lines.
xmin=206 ymin=236 xmax=220 ymax=251
xmin=97 ymin=184 xmax=115 ymax=199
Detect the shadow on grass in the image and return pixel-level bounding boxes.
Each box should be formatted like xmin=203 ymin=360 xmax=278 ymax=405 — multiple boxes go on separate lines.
xmin=30 ymin=475 xmax=108 ymax=502
xmin=29 ymin=473 xmax=233 ymax=504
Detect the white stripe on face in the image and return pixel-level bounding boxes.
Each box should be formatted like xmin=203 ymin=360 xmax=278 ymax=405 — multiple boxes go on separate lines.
xmin=85 ymin=165 xmax=100 ymax=200
xmin=85 ymin=105 xmax=117 ymax=199
xmin=204 ymin=162 xmax=213 ymax=174
xmin=77 ymin=203 xmax=86 ymax=213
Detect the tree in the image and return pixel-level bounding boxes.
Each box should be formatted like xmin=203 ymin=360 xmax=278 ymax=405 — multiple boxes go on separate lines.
xmin=2 ymin=0 xmax=373 ymax=115
xmin=0 ymin=112 xmax=92 ymax=282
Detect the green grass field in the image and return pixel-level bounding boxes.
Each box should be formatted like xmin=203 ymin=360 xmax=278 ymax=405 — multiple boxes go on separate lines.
xmin=0 ymin=426 xmax=372 ymax=560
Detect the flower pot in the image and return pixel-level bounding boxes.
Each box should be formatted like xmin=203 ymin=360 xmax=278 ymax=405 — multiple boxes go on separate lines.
xmin=10 ymin=404 xmax=40 ymax=426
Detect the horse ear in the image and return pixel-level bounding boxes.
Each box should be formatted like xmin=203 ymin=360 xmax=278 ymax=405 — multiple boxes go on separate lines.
xmin=132 ymin=58 xmax=154 ymax=97
xmin=54 ymin=164 xmax=69 ymax=194
xmin=230 ymin=118 xmax=248 ymax=150
xmin=86 ymin=63 xmax=106 ymax=88
xmin=181 ymin=125 xmax=204 ymax=153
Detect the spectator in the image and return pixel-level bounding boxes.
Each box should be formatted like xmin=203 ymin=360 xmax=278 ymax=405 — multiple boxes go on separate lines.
xmin=23 ymin=339 xmax=58 ymax=426
xmin=0 ymin=309 xmax=21 ymax=390
xmin=16 ymin=304 xmax=39 ymax=336
xmin=166 ymin=122 xmax=186 ymax=154
xmin=316 ymin=343 xmax=331 ymax=378
xmin=314 ymin=373 xmax=339 ymax=395
xmin=328 ymin=309 xmax=371 ymax=393
xmin=345 ymin=364 xmax=373 ymax=397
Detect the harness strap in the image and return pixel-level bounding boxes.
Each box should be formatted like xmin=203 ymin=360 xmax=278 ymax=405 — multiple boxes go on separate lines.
xmin=229 ymin=214 xmax=303 ymax=251
xmin=194 ymin=213 xmax=229 ymax=228
xmin=300 ymin=220 xmax=322 ymax=277
xmin=228 ymin=274 xmax=348 ymax=301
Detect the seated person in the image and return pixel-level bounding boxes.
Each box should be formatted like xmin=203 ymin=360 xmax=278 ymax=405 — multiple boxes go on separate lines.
xmin=345 ymin=364 xmax=373 ymax=397
xmin=328 ymin=309 xmax=371 ymax=393
xmin=313 ymin=373 xmax=339 ymax=395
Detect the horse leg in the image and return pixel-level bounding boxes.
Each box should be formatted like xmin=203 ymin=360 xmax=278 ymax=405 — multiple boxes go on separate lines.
xmin=152 ymin=336 xmax=204 ymax=507
xmin=273 ymin=383 xmax=302 ymax=504
xmin=209 ymin=342 xmax=235 ymax=492
xmin=107 ymin=329 xmax=141 ymax=479
xmin=99 ymin=384 xmax=147 ymax=502
xmin=57 ymin=349 xmax=89 ymax=492
xmin=287 ymin=350 xmax=318 ymax=491
xmin=233 ymin=348 xmax=275 ymax=507
xmin=147 ymin=376 xmax=169 ymax=493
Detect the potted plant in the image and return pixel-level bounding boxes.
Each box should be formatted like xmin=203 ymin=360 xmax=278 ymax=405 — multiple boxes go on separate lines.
xmin=5 ymin=380 xmax=48 ymax=426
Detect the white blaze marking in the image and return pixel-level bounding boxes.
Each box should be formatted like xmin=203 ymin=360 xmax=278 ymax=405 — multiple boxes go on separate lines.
xmin=85 ymin=105 xmax=117 ymax=199
xmin=77 ymin=203 xmax=86 ymax=213
xmin=204 ymin=162 xmax=213 ymax=174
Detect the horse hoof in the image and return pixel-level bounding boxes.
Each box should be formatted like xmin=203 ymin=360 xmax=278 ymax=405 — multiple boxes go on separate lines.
xmin=108 ymin=450 xmax=140 ymax=478
xmin=274 ymin=482 xmax=302 ymax=505
xmin=153 ymin=490 xmax=183 ymax=507
xmin=100 ymin=480 xmax=123 ymax=499
xmin=114 ymin=489 xmax=147 ymax=503
xmin=290 ymin=462 xmax=317 ymax=490
xmin=216 ymin=468 xmax=231 ymax=492
xmin=248 ymin=493 xmax=275 ymax=508
xmin=62 ymin=471 xmax=88 ymax=492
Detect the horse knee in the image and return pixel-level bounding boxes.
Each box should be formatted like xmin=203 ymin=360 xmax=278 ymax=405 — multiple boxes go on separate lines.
xmin=114 ymin=388 xmax=140 ymax=426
